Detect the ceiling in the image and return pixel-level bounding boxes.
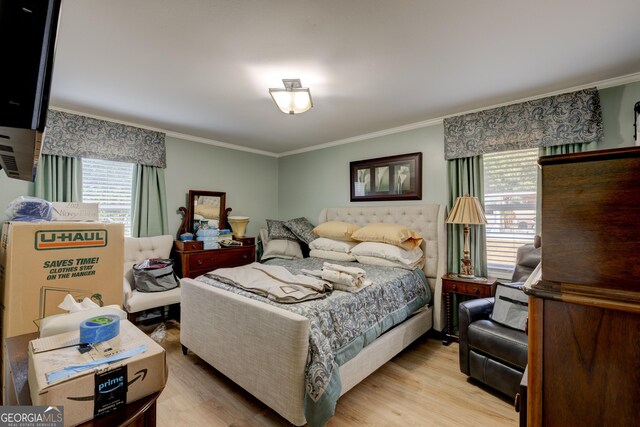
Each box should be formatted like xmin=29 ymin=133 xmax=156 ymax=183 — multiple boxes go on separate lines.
xmin=49 ymin=0 xmax=640 ymax=155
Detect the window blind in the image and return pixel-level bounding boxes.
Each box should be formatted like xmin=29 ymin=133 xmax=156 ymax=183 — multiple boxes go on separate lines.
xmin=483 ymin=148 xmax=538 ymax=271
xmin=82 ymin=158 xmax=134 ymax=237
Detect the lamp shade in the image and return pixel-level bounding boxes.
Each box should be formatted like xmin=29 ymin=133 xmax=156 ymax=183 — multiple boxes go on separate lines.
xmin=446 ymin=195 xmax=487 ymax=225
xmin=269 ymin=79 xmax=313 ymax=115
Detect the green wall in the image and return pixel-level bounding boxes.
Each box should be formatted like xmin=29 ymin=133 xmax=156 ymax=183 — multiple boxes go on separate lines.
xmin=276 ymin=81 xmax=640 ymax=224
xmin=277 ymin=125 xmax=447 ymax=223
xmin=0 ymin=81 xmax=638 ymax=228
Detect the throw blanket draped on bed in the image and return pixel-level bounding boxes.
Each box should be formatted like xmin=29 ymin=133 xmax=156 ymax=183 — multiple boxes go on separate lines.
xmin=196 ymin=257 xmax=431 ymax=427
xmin=206 ymin=262 xmax=331 ymax=303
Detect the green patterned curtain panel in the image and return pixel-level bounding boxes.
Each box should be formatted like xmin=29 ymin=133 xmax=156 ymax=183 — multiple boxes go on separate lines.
xmin=444 ymin=88 xmax=603 ymax=160
xmin=43 ymin=110 xmax=166 ymax=168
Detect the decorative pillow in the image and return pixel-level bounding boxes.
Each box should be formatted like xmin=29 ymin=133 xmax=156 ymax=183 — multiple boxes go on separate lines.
xmin=309 ymin=249 xmax=357 ymax=262
xmin=309 ymin=237 xmax=357 ymax=253
xmin=351 ymin=242 xmax=423 ymax=265
xmin=194 ymin=204 xmax=219 ymax=219
xmin=490 ymin=282 xmax=528 ymax=332
xmin=266 ymin=219 xmax=298 ymax=241
xmin=351 ymin=223 xmax=423 ymax=251
xmin=262 ymin=239 xmax=304 ymax=261
xmin=312 ymin=221 xmax=360 ymax=241
xmin=354 ymin=255 xmax=424 ymax=270
xmin=284 ymin=217 xmax=317 ymax=245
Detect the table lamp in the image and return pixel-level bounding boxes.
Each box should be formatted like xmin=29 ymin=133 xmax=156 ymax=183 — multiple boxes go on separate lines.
xmin=447 ymin=195 xmax=487 ymax=278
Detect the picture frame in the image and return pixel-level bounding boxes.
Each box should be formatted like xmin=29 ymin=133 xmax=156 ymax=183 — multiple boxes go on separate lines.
xmin=350 ymin=152 xmax=422 ymax=202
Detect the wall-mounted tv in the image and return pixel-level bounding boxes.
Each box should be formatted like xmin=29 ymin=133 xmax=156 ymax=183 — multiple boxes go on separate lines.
xmin=0 ymin=0 xmax=62 ymax=181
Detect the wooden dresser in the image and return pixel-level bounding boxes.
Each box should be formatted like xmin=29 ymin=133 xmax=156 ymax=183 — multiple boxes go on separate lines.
xmin=525 ymin=147 xmax=640 ymax=426
xmin=173 ymin=237 xmax=256 ymax=279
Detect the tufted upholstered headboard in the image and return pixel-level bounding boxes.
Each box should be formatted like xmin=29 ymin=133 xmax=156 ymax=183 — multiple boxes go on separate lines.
xmin=318 ymin=204 xmax=447 ymax=331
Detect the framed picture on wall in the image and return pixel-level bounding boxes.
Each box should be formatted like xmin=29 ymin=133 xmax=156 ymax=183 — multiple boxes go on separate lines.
xmin=350 ymin=152 xmax=422 ymax=202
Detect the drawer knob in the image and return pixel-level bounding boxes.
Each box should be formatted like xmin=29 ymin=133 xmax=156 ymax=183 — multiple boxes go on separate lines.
xmin=242 ymin=254 xmax=248 ymax=259
xmin=472 ymin=287 xmax=480 ymax=295
xmin=197 ymin=259 xmax=203 ymax=265
xmin=451 ymin=284 xmax=457 ymax=291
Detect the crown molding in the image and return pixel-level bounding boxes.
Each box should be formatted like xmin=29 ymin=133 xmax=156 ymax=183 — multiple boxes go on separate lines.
xmin=51 ymin=71 xmax=640 ymax=159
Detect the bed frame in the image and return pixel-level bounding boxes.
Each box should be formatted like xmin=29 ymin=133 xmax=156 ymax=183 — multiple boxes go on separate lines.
xmin=180 ymin=204 xmax=447 ymax=425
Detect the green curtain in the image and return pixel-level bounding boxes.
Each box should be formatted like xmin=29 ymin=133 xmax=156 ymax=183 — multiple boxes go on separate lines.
xmin=447 ymin=155 xmax=487 ymax=277
xmin=131 ymin=163 xmax=169 ymax=237
xmin=536 ymin=141 xmax=598 ymax=234
xmin=34 ymin=154 xmax=82 ymax=202
xmin=447 ymin=155 xmax=487 ymax=331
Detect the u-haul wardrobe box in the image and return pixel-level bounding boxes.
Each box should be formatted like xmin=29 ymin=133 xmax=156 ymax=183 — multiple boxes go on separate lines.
xmin=0 ymin=221 xmax=124 ymax=340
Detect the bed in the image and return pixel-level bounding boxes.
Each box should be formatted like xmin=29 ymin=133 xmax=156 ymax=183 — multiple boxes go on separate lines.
xmin=180 ymin=204 xmax=447 ymax=426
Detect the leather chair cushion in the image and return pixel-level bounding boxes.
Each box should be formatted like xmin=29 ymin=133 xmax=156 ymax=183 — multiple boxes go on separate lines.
xmin=469 ymin=350 xmax=524 ymax=398
xmin=468 ymin=319 xmax=528 ymax=370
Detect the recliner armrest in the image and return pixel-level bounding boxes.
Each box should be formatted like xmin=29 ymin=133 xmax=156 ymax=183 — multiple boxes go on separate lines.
xmin=458 ymin=297 xmax=494 ymax=375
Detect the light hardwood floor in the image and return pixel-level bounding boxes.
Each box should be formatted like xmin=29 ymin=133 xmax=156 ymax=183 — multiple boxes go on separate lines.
xmin=147 ymin=321 xmax=518 ymax=426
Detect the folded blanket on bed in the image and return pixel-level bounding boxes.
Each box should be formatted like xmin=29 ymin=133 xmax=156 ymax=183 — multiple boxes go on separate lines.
xmin=320 ymin=262 xmax=372 ymax=292
xmin=206 ymin=262 xmax=331 ymax=303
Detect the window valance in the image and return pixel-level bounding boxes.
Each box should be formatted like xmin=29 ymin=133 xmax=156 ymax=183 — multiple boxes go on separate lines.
xmin=444 ymin=88 xmax=603 ymax=160
xmin=43 ymin=110 xmax=166 ymax=168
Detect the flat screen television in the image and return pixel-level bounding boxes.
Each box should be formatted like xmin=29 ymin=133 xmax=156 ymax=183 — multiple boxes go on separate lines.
xmin=0 ymin=0 xmax=62 ymax=181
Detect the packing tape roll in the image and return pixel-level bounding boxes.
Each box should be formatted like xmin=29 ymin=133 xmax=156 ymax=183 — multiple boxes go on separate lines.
xmin=79 ymin=314 xmax=120 ymax=344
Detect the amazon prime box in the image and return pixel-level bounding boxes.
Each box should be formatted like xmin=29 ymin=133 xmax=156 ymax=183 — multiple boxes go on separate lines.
xmin=28 ymin=320 xmax=166 ymax=426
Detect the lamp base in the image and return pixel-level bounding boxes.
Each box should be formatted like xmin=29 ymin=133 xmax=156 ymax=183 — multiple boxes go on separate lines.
xmin=460 ymin=256 xmax=475 ymax=278
xmin=457 ymin=273 xmax=476 ymax=279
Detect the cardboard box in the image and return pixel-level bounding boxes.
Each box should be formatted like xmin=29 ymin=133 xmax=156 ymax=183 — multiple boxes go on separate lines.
xmin=51 ymin=203 xmax=100 ymax=221
xmin=29 ymin=320 xmax=166 ymax=426
xmin=0 ymin=222 xmax=124 ymax=340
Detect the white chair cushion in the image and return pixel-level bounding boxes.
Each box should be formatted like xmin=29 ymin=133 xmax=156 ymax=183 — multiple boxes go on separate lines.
xmin=125 ymin=287 xmax=181 ymax=313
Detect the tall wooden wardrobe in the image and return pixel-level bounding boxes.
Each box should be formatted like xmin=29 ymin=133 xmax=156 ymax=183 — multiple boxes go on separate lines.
xmin=525 ymin=147 xmax=640 ymax=426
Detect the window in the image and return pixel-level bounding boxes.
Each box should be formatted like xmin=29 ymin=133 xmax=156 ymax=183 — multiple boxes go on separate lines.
xmin=483 ymin=148 xmax=538 ymax=277
xmin=82 ymin=158 xmax=134 ymax=237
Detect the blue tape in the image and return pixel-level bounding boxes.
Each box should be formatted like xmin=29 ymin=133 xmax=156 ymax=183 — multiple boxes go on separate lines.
xmin=80 ymin=315 xmax=120 ymax=344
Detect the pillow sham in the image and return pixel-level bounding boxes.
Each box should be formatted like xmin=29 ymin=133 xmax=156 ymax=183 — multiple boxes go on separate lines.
xmin=351 ymin=241 xmax=423 ymax=265
xmin=266 ymin=219 xmax=298 ymax=241
xmin=309 ymin=249 xmax=357 ymax=262
xmin=309 ymin=237 xmax=357 ymax=253
xmin=194 ymin=204 xmax=219 ymax=219
xmin=351 ymin=223 xmax=423 ymax=251
xmin=284 ymin=217 xmax=317 ymax=245
xmin=354 ymin=255 xmax=424 ymax=270
xmin=312 ymin=221 xmax=360 ymax=241
xmin=262 ymin=239 xmax=304 ymax=261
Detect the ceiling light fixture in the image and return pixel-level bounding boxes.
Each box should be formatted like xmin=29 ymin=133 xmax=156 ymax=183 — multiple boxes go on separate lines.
xmin=269 ymin=79 xmax=313 ymax=115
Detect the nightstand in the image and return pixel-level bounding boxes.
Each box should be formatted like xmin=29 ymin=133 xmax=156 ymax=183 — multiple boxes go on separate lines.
xmin=441 ymin=273 xmax=497 ymax=345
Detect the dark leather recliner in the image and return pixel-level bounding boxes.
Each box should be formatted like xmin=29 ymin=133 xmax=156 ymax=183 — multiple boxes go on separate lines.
xmin=458 ymin=241 xmax=541 ymax=398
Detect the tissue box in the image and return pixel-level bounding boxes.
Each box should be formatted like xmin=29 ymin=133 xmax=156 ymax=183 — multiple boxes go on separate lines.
xmin=28 ymin=320 xmax=166 ymax=426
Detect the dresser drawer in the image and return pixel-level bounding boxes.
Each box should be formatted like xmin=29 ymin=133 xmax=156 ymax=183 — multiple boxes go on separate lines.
xmin=442 ymin=279 xmax=493 ymax=297
xmin=176 ymin=245 xmax=256 ymax=279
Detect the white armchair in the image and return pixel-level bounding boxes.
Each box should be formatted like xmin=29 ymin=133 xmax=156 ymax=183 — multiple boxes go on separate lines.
xmin=123 ymin=235 xmax=180 ymax=323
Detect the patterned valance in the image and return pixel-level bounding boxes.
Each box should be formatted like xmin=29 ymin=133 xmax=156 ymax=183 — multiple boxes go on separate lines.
xmin=43 ymin=110 xmax=166 ymax=168
xmin=444 ymin=88 xmax=603 ymax=160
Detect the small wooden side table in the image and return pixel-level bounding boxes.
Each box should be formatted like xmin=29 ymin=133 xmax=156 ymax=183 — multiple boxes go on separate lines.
xmin=441 ymin=273 xmax=497 ymax=345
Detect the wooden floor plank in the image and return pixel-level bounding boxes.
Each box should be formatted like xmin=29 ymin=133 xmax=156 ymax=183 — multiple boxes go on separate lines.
xmin=149 ymin=321 xmax=518 ymax=426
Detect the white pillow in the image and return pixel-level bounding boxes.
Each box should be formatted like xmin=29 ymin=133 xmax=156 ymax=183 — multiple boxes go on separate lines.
xmin=355 ymin=255 xmax=424 ymax=270
xmin=309 ymin=237 xmax=357 ymax=253
xmin=262 ymin=239 xmax=303 ymax=261
xmin=351 ymin=241 xmax=423 ymax=265
xmin=309 ymin=249 xmax=356 ymax=262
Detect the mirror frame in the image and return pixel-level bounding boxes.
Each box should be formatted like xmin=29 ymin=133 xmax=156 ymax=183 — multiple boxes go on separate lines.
xmin=187 ymin=190 xmax=227 ymax=233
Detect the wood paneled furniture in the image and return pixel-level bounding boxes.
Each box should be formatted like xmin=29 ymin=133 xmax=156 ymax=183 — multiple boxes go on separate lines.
xmin=441 ymin=273 xmax=496 ymax=344
xmin=4 ymin=332 xmax=160 ymax=426
xmin=173 ymin=238 xmax=255 ymax=279
xmin=525 ymin=147 xmax=640 ymax=426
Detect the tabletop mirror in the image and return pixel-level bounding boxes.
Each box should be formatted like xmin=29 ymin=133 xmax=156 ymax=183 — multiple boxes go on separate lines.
xmin=183 ymin=190 xmax=227 ymax=233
